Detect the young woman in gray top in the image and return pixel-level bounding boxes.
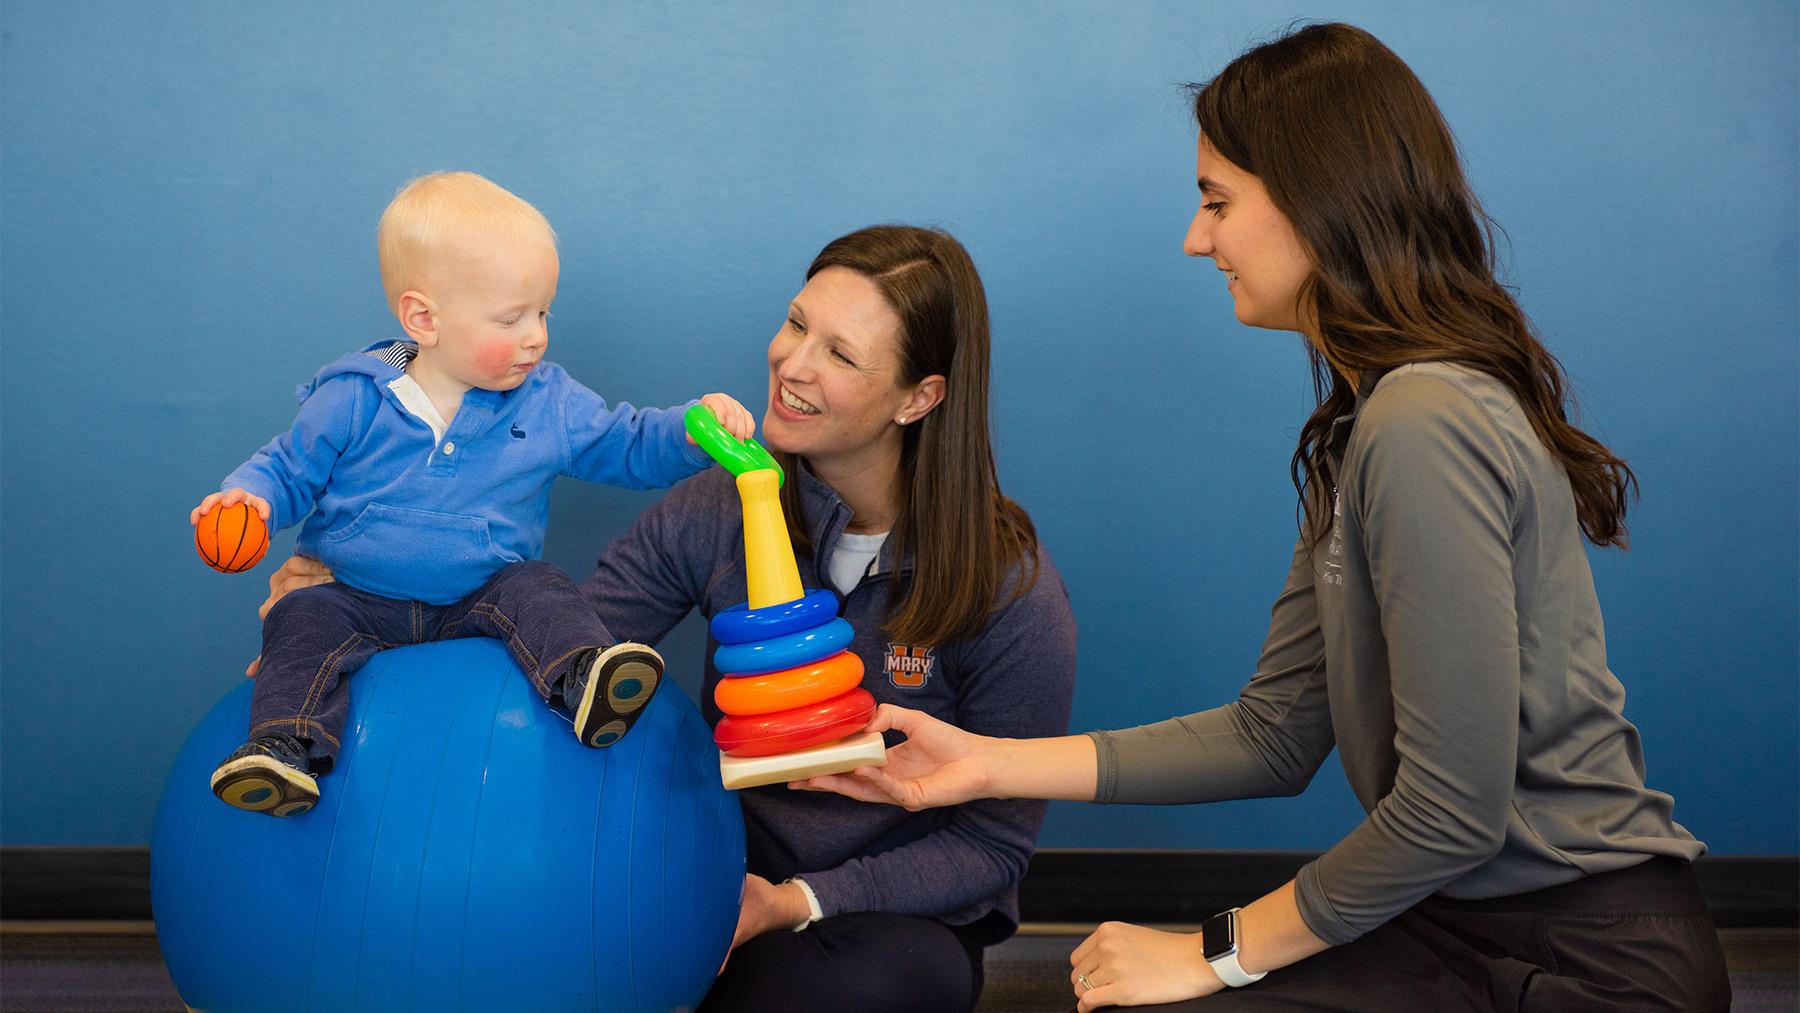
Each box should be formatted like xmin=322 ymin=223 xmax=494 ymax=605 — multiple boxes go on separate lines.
xmin=802 ymin=23 xmax=1729 ymax=1012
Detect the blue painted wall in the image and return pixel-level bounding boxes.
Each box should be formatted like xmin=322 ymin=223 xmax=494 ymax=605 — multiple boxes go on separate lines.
xmin=3 ymin=1 xmax=1794 ymax=854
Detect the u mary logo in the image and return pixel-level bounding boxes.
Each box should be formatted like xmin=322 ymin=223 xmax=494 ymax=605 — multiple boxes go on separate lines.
xmin=884 ymin=643 xmax=937 ymax=689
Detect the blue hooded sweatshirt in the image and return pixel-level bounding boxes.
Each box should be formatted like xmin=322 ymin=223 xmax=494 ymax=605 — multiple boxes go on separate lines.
xmin=225 ymin=341 xmax=713 ymax=604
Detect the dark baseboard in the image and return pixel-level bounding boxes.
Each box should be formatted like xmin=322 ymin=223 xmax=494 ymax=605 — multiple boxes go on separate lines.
xmin=1 ymin=847 xmax=151 ymax=922
xmin=1018 ymin=850 xmax=1799 ymax=928
xmin=3 ymin=846 xmax=1794 ymax=927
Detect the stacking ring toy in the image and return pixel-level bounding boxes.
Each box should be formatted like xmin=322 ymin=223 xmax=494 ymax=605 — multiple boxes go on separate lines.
xmin=710 ymin=589 xmax=840 ymax=644
xmin=685 ymin=404 xmax=783 ymax=486
xmin=714 ymin=618 xmax=854 ymax=676
xmin=713 ymin=651 xmax=865 ymax=716
xmin=714 ymin=689 xmax=877 ymax=757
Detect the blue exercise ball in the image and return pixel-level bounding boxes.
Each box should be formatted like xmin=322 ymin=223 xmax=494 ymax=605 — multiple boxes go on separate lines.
xmin=152 ymin=638 xmax=744 ymax=1012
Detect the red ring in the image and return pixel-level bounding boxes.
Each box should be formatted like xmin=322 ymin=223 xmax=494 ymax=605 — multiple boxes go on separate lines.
xmin=713 ymin=689 xmax=876 ymax=757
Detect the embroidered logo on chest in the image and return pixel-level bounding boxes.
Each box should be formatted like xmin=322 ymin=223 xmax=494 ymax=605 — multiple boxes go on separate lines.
xmin=884 ymin=644 xmax=937 ymax=689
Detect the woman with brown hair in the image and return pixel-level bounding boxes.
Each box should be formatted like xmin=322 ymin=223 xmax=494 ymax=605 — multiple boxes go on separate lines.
xmin=803 ymin=24 xmax=1730 ymax=1011
xmin=260 ymin=224 xmax=1077 ymax=1012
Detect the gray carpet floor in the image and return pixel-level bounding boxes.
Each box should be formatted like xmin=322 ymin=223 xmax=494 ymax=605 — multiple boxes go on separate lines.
xmin=1 ymin=927 xmax=1792 ymax=1011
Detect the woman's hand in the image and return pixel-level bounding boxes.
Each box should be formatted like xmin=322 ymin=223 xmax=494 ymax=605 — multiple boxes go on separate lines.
xmin=244 ymin=554 xmax=335 ymax=677
xmin=1069 ymin=921 xmax=1221 ymax=1011
xmin=728 ymin=874 xmax=810 ymax=953
xmin=792 ymin=704 xmax=994 ymax=810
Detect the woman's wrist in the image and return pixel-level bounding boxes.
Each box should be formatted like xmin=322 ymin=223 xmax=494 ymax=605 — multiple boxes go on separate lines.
xmin=774 ymin=880 xmax=814 ymax=929
xmin=984 ymin=734 xmax=1098 ymax=802
xmin=783 ymin=878 xmax=824 ymax=930
xmin=1229 ymin=881 xmax=1329 ymax=980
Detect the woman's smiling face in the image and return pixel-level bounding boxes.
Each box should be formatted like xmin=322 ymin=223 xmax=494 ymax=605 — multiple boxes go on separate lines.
xmin=1182 ymin=136 xmax=1313 ymax=332
xmin=762 ymin=266 xmax=916 ymax=465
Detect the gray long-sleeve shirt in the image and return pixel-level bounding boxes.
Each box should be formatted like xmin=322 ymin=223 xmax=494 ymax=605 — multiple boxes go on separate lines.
xmin=1090 ymin=362 xmax=1702 ymax=945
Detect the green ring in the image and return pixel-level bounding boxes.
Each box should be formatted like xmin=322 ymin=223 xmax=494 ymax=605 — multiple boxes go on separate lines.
xmin=684 ymin=404 xmax=783 ymax=486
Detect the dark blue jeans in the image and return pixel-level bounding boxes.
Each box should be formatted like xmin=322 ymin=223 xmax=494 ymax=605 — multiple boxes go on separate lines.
xmin=249 ymin=560 xmax=611 ymax=771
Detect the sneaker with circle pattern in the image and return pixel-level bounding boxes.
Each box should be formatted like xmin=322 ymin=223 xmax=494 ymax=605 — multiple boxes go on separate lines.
xmin=569 ymin=642 xmax=663 ymax=748
xmin=209 ymin=735 xmax=319 ymax=817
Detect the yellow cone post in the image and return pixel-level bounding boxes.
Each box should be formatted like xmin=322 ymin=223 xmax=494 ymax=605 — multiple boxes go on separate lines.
xmin=737 ymin=469 xmax=804 ymax=608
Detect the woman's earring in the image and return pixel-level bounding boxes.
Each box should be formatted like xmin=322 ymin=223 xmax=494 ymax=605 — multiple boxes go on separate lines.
xmin=896 ymin=415 xmax=907 ymax=425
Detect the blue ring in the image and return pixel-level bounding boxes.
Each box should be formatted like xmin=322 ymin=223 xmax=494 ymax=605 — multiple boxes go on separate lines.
xmin=714 ymin=618 xmax=855 ymax=676
xmin=709 ymin=588 xmax=840 ymax=644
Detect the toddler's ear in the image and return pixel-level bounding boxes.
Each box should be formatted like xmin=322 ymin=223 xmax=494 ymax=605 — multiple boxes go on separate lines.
xmin=397 ymin=291 xmax=438 ymax=347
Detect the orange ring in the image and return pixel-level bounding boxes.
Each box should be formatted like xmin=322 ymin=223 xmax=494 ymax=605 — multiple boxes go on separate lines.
xmin=714 ymin=650 xmax=864 ymax=716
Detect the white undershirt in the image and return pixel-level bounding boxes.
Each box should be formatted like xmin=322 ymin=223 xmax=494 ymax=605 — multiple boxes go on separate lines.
xmin=828 ymin=530 xmax=888 ymax=595
xmin=387 ymin=375 xmax=450 ymax=445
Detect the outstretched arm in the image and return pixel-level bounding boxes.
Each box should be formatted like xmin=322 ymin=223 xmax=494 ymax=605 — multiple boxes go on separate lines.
xmin=797 ymin=703 xmax=1098 ymax=806
xmin=806 ymin=533 xmax=1334 ymax=810
xmin=555 ymin=369 xmax=717 ymax=489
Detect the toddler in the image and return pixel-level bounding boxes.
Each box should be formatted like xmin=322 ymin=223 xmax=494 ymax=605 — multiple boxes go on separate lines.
xmin=191 ymin=172 xmax=752 ymax=817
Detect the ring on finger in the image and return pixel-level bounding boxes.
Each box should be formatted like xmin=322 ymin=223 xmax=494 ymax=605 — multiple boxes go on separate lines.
xmin=1076 ymin=972 xmax=1094 ymax=991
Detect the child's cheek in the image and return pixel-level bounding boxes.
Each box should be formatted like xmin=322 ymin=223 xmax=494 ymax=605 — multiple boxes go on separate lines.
xmin=475 ymin=338 xmax=517 ymax=378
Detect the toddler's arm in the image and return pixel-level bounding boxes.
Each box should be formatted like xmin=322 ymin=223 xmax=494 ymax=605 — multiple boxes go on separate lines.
xmin=211 ymin=376 xmax=367 ymax=531
xmin=558 ymin=371 xmax=748 ymax=489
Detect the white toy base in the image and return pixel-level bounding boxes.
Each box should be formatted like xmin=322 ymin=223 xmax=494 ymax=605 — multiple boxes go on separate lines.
xmin=719 ymin=731 xmax=888 ymax=790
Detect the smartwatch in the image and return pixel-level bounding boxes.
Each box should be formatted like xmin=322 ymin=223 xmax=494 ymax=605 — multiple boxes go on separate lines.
xmin=1201 ymin=907 xmax=1266 ymax=987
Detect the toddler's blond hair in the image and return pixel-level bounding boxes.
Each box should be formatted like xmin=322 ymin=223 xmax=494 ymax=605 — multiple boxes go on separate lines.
xmin=377 ymin=172 xmax=557 ymax=312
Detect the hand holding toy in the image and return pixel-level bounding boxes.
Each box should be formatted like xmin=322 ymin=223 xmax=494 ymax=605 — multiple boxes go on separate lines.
xmin=684 ymin=402 xmax=782 ymax=487
xmin=194 ymin=497 xmax=270 ymax=574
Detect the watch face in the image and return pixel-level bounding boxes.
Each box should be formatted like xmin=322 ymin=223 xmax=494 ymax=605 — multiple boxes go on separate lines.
xmin=1202 ymin=910 xmax=1238 ymax=961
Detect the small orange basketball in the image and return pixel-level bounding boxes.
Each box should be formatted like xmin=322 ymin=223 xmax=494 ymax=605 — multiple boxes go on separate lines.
xmin=196 ymin=501 xmax=270 ymax=573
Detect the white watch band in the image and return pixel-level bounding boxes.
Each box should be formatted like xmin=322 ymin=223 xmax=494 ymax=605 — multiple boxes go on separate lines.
xmin=786 ymin=877 xmax=824 ymax=932
xmin=1209 ymin=947 xmax=1267 ymax=988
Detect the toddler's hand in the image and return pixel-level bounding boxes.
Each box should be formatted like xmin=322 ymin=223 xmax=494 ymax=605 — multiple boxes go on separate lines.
xmin=694 ymin=393 xmax=757 ymax=444
xmin=192 ymin=488 xmax=272 ymax=526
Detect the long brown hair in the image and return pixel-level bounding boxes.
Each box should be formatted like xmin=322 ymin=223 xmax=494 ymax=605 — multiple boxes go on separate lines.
xmin=777 ymin=225 xmax=1040 ymax=644
xmin=1192 ymin=23 xmax=1636 ymax=548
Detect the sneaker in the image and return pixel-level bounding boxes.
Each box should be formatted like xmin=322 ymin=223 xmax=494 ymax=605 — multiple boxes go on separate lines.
xmin=210 ymin=734 xmax=319 ymax=817
xmin=567 ymin=642 xmax=663 ymax=748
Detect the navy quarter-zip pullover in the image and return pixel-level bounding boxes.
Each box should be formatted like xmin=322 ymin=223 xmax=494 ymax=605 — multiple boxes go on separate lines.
xmin=580 ymin=464 xmax=1078 ymax=931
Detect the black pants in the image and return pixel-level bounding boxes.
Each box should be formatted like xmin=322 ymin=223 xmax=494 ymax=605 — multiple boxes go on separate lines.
xmin=699 ymin=911 xmax=992 ymax=1013
xmin=1139 ymin=857 xmax=1729 ymax=1012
